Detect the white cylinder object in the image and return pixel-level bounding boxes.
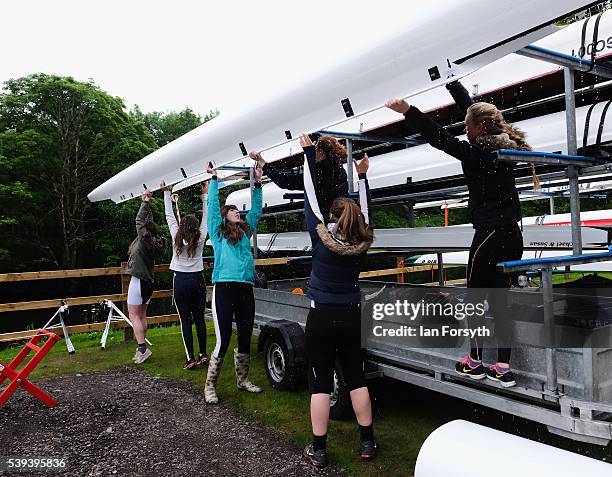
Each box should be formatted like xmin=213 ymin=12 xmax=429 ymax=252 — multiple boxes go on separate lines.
xmin=415 ymin=420 xmax=612 ymax=477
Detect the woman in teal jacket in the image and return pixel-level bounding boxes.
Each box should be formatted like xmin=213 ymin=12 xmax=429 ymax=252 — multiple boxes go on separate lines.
xmin=204 ymin=163 xmax=264 ymax=404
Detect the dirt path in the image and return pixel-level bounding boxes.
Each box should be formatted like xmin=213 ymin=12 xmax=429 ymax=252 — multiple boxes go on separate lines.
xmin=0 ymin=368 xmax=346 ymax=476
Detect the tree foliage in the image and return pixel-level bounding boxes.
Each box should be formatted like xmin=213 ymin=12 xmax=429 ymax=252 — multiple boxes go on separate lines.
xmin=0 ymin=74 xmax=216 ymax=272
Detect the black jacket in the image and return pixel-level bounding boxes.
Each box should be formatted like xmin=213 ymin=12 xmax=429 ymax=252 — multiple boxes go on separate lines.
xmin=403 ymin=83 xmax=522 ymax=229
xmin=263 ymin=160 xmax=348 ymax=220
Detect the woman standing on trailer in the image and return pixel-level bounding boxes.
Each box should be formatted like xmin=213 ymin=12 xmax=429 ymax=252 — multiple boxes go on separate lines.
xmin=298 ymin=134 xmax=376 ymax=468
xmin=126 ymin=189 xmax=166 ymax=364
xmin=161 ymin=180 xmax=210 ymax=370
xmin=203 ymin=163 xmax=264 ymax=404
xmin=386 ymin=83 xmax=530 ymax=388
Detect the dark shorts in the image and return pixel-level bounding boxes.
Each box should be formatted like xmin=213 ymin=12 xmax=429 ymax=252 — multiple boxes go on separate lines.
xmin=305 ymin=302 xmax=366 ymax=394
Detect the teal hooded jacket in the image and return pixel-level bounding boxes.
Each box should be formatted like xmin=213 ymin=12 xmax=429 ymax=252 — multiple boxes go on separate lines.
xmin=207 ymin=177 xmax=262 ymax=284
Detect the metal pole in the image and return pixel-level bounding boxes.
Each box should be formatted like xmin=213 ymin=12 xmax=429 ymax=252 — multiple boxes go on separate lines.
xmin=542 ymin=270 xmax=558 ymax=394
xmin=407 ymin=201 xmax=415 ymax=228
xmin=347 ymin=139 xmax=355 ymax=194
xmin=437 ymin=252 xmax=444 ymax=286
xmin=250 ymin=166 xmax=258 ymax=258
xmin=564 ymin=67 xmax=582 ymax=255
xmin=549 ymin=196 xmax=555 ymax=216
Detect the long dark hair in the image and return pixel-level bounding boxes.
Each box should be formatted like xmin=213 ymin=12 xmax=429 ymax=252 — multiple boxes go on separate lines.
xmin=175 ymin=214 xmax=201 ymax=257
xmin=220 ymin=205 xmax=250 ymax=245
xmin=330 ymin=198 xmax=373 ymax=245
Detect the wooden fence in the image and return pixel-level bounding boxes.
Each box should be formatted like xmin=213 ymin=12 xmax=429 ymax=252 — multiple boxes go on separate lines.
xmin=0 ymin=258 xmax=460 ymax=343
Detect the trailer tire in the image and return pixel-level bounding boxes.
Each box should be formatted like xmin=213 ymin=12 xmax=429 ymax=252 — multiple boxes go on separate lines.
xmin=264 ymin=335 xmax=301 ymax=391
xmin=329 ymin=365 xmax=351 ymax=420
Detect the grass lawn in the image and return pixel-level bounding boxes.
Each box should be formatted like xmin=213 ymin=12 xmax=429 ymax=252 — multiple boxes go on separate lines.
xmin=1 ymin=324 xmax=611 ymax=476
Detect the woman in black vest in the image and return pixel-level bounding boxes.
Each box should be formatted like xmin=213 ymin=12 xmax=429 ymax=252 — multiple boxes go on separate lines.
xmin=299 ymin=134 xmax=376 ymax=468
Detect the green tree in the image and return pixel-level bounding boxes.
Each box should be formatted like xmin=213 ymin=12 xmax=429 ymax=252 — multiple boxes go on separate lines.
xmin=130 ymin=106 xmax=219 ymax=148
xmin=0 ymin=74 xmax=157 ymax=271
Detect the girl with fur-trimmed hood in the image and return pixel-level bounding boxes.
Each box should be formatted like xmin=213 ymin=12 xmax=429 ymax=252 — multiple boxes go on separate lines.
xmin=386 ymin=81 xmax=531 ymax=389
xmin=298 ymin=134 xmax=377 ymax=468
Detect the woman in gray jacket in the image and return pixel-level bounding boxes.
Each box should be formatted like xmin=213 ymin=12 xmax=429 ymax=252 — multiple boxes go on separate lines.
xmin=126 ymin=189 xmax=165 ymax=364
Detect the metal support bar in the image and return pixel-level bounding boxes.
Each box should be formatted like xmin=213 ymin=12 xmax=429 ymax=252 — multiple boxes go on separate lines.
xmin=437 ymin=252 xmax=444 ymax=286
xmin=347 ymin=139 xmax=355 ymax=194
xmin=250 ymin=166 xmax=258 ymax=258
xmin=565 ymin=67 xmax=582 ymax=255
xmin=549 ymin=196 xmax=555 ymax=215
xmin=217 ymin=165 xmax=251 ymax=171
xmin=496 ymin=150 xmax=597 ymax=167
xmin=407 ymin=201 xmax=415 ymax=228
xmin=518 ymin=44 xmax=612 ymax=80
xmin=541 ymin=270 xmax=558 ymax=395
xmin=319 ymin=129 xmax=419 ymax=145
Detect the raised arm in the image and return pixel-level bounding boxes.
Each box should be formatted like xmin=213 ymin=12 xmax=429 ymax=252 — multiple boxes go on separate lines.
xmin=354 ymin=154 xmax=372 ymax=226
xmin=162 ymin=187 xmax=179 ymax=237
xmin=446 ymin=80 xmax=474 ymax=114
xmin=386 ymin=99 xmax=492 ymax=165
xmin=207 ymin=174 xmax=222 ymax=241
xmin=250 ymin=150 xmax=305 ymax=191
xmin=136 ymin=190 xmax=153 ymax=239
xmin=199 ymin=182 xmax=209 ymax=239
xmin=300 ymin=135 xmax=324 ymax=244
xmin=245 ymin=166 xmax=263 ymax=230
xmin=263 ymin=164 xmax=305 ymax=191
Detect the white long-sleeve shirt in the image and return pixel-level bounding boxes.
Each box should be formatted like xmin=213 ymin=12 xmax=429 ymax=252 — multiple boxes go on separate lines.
xmin=164 ymin=191 xmax=208 ymax=273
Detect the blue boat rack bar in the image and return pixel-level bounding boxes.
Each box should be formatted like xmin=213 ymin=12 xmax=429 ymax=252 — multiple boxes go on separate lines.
xmin=518 ymin=44 xmax=612 ymax=80
xmin=495 ymin=149 xmax=607 ymax=167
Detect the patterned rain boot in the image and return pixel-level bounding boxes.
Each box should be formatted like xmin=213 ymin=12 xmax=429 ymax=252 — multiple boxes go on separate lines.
xmin=204 ymin=355 xmax=223 ymax=404
xmin=234 ymin=348 xmax=262 ymax=393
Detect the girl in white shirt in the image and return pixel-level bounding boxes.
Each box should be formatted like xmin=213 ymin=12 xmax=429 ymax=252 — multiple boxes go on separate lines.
xmin=162 ymin=181 xmax=210 ymax=369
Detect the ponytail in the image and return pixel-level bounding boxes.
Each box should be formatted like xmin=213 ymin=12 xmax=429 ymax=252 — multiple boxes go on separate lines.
xmin=331 ymin=198 xmax=373 ymax=245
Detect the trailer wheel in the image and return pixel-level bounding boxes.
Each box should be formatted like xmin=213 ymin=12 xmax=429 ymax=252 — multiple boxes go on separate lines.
xmin=329 ymin=367 xmax=351 ymax=420
xmin=264 ymin=335 xmax=300 ymax=391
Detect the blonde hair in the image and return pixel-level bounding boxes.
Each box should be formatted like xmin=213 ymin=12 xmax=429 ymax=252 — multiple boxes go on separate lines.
xmin=467 ymin=102 xmax=532 ymax=151
xmin=468 ymin=102 xmax=540 ymax=189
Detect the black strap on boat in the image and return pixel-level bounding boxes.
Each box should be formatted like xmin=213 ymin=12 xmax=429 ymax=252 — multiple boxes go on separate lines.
xmin=582 ymin=102 xmax=598 ymax=149
xmin=180 ymin=167 xmax=187 ymax=178
xmin=589 ymin=12 xmax=604 ymax=70
xmin=595 ymin=100 xmax=612 ymax=155
xmin=578 ymin=13 xmax=591 ymax=58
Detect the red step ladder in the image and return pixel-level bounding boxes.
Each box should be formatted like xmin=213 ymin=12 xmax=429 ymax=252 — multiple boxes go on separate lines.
xmin=0 ymin=329 xmax=61 ymax=407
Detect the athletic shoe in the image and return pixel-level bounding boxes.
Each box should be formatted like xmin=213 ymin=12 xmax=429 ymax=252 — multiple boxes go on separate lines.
xmin=455 ymin=355 xmax=486 ymax=380
xmin=360 ymin=440 xmax=377 ymax=460
xmin=302 ymin=443 xmax=327 ymax=468
xmin=486 ymin=364 xmax=516 ymax=388
xmin=133 ymin=348 xmax=152 ymax=364
xmin=183 ymin=359 xmax=197 ymax=370
xmin=196 ymin=354 xmax=209 ymax=366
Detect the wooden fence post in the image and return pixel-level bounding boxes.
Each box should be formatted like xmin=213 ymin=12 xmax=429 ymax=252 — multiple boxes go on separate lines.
xmin=396 ymin=256 xmax=405 ymax=284
xmin=121 ymin=262 xmax=134 ymax=343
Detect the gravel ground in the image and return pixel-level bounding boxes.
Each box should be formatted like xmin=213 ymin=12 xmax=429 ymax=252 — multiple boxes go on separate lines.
xmin=0 ymin=368 xmax=346 ymax=476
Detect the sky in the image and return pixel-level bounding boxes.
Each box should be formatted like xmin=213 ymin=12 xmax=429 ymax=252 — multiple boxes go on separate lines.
xmin=0 ymin=0 xmax=427 ymax=116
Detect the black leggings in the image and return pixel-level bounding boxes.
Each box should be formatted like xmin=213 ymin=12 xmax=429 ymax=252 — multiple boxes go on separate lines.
xmin=305 ymin=303 xmax=366 ymax=395
xmin=173 ymin=272 xmax=207 ymax=361
xmin=467 ymin=223 xmax=523 ymax=364
xmin=211 ymin=282 xmax=255 ymax=359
